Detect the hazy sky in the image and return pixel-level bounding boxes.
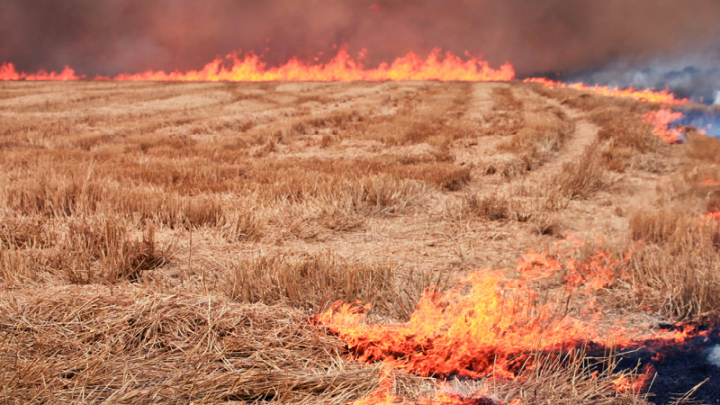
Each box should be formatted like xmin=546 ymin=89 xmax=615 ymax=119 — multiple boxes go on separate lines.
xmin=2 ymin=0 xmax=720 ymax=76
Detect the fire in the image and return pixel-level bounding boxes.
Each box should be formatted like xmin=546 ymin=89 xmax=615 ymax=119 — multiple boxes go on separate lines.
xmin=0 ymin=63 xmax=81 ymax=81
xmin=704 ymin=212 xmax=720 ymax=226
xmin=318 ymin=238 xmax=710 ymax=404
xmin=642 ymin=109 xmax=685 ymax=143
xmin=352 ymin=387 xmax=507 ymax=405
xmin=525 ymin=77 xmax=688 ymax=105
xmin=353 ymin=392 xmax=512 ymax=405
xmin=352 ymin=367 xmax=519 ymax=405
xmin=611 ymin=365 xmax=654 ymax=394
xmin=317 ymin=244 xmax=633 ymax=381
xmin=0 ymin=49 xmax=696 ymax=110
xmin=0 ymin=48 xmax=514 ymax=82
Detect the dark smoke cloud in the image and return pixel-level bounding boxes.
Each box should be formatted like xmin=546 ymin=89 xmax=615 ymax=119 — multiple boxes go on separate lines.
xmin=2 ymin=0 xmax=720 ymax=82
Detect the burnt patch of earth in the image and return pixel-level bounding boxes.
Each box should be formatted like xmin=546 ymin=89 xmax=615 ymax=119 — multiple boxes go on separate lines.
xmin=611 ymin=323 xmax=720 ymax=404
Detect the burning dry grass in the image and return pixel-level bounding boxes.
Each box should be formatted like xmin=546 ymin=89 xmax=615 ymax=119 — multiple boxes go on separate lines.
xmin=492 ymin=350 xmax=654 ymax=405
xmin=353 ymin=350 xmax=654 ymax=405
xmin=317 ymin=236 xmax=712 ymax=405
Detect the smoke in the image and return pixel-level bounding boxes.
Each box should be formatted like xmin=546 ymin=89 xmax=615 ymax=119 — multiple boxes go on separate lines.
xmin=709 ymin=345 xmax=720 ymax=367
xmin=2 ymin=0 xmax=720 ymax=81
xmin=566 ymin=50 xmax=720 ymax=103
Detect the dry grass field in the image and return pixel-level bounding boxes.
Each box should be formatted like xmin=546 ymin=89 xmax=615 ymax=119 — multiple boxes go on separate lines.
xmin=1 ymin=80 xmax=720 ymax=404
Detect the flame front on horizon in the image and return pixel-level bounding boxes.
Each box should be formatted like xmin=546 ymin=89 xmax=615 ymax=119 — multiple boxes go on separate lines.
xmin=0 ymin=49 xmax=515 ymax=83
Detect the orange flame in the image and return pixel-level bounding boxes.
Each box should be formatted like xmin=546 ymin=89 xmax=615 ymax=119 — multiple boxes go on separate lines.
xmin=318 ymin=239 xmax=704 ymax=390
xmin=352 ymin=389 xmax=506 ymax=405
xmin=612 ymin=365 xmax=655 ymax=394
xmin=704 ymin=212 xmax=720 ymax=227
xmin=642 ymin=109 xmax=685 ymax=143
xmin=352 ymin=368 xmax=517 ymax=405
xmin=525 ymin=77 xmax=688 ymax=105
xmin=0 ymin=48 xmax=514 ymax=82
xmin=0 ymin=63 xmax=81 ymax=81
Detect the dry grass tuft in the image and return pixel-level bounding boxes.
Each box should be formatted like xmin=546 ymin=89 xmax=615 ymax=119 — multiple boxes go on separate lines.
xmin=54 ymin=220 xmax=169 ymax=284
xmin=480 ymin=87 xmax=525 ymax=137
xmin=220 ymin=209 xmax=266 ymax=242
xmin=343 ymin=176 xmax=430 ymax=216
xmin=555 ymin=146 xmax=608 ymax=199
xmin=624 ymin=208 xmax=720 ymax=320
xmin=495 ymin=349 xmax=653 ymax=405
xmin=223 ymin=251 xmax=441 ymax=318
xmin=623 ymin=242 xmax=720 ymax=321
xmin=463 ymin=185 xmax=568 ymax=228
xmin=0 ymin=246 xmax=45 ymax=285
xmin=685 ymin=130 xmax=720 ymax=163
xmin=0 ymin=216 xmax=48 ymax=248
xmin=420 ymin=164 xmax=471 ymax=191
xmin=590 ymin=108 xmax=660 ymax=153
xmin=496 ymin=106 xmax=575 ymax=177
xmin=629 ymin=209 xmax=697 ymax=245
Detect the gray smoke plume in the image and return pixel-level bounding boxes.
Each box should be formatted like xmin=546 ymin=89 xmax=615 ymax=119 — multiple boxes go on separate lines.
xmin=2 ymin=0 xmax=720 ymax=84
xmin=566 ymin=50 xmax=720 ymax=103
xmin=709 ymin=345 xmax=720 ymax=367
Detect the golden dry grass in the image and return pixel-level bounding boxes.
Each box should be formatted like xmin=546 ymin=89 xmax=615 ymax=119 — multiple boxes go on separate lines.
xmin=0 ymin=80 xmax=717 ymax=404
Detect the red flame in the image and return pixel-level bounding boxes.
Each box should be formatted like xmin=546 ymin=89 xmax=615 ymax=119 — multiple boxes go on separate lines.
xmin=642 ymin=109 xmax=685 ymax=143
xmin=525 ymin=78 xmax=688 ymax=105
xmin=612 ymin=365 xmax=654 ymax=394
xmin=0 ymin=48 xmax=514 ymax=82
xmin=704 ymin=212 xmax=720 ymax=227
xmin=318 ymin=238 xmax=707 ymax=402
xmin=318 ymin=245 xmax=632 ymax=381
xmin=353 ymin=390 xmax=519 ymax=405
xmin=0 ymin=50 xmax=694 ymax=110
xmin=352 ymin=367 xmax=519 ymax=405
xmin=0 ymin=63 xmax=81 ymax=81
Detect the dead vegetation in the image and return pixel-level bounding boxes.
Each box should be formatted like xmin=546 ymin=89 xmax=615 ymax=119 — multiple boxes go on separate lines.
xmin=623 ymin=206 xmax=720 ymax=321
xmin=0 ymin=288 xmax=380 ymax=404
xmin=530 ymin=84 xmax=670 ymax=174
xmin=555 ymin=146 xmax=608 ymax=199
xmin=222 ymin=251 xmax=444 ymax=319
xmin=0 ymin=80 xmax=718 ymax=404
xmin=481 ymin=87 xmax=525 ymax=136
xmin=495 ymin=105 xmax=575 ymax=178
xmin=493 ymin=350 xmax=654 ymax=405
